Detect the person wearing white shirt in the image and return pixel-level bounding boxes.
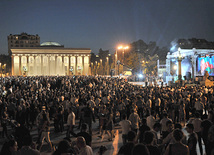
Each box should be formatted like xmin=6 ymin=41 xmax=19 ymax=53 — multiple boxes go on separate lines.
xmin=155 ymin=97 xmax=161 ymax=118
xmin=160 ymin=113 xmax=172 ymax=139
xmin=129 ymin=109 xmax=141 ymax=134
xmin=146 ymin=111 xmax=156 ymax=130
xmin=66 ymin=108 xmax=76 ymax=138
xmin=76 ymin=136 xmax=93 ymax=155
xmin=119 ymin=114 xmax=132 ymax=144
xmin=190 ymin=112 xmax=203 ymax=155
xmin=194 ymin=98 xmax=204 ymax=117
xmin=146 ymin=97 xmax=152 ymax=116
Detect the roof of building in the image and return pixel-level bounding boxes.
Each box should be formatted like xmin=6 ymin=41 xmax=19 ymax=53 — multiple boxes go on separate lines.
xmin=41 ymin=41 xmax=62 ymax=47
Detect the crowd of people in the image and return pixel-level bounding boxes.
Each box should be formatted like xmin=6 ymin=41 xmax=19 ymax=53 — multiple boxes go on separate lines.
xmin=0 ymin=76 xmax=214 ymax=155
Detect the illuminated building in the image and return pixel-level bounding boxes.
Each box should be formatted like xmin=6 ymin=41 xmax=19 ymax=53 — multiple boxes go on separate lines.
xmin=10 ymin=41 xmax=91 ymax=76
xmin=166 ymin=48 xmax=214 ymax=83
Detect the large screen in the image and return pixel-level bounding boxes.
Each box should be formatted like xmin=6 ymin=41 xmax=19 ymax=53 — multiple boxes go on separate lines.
xmin=197 ymin=56 xmax=214 ymax=76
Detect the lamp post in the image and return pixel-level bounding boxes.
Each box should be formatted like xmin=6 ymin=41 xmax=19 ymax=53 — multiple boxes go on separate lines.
xmin=3 ymin=64 xmax=6 ymax=76
xmin=118 ymin=45 xmax=129 ymax=74
xmin=177 ymin=48 xmax=183 ymax=85
xmin=91 ymin=62 xmax=93 ymax=75
xmin=95 ymin=61 xmax=97 ymax=75
xmin=100 ymin=59 xmax=102 ymax=75
xmin=106 ymin=57 xmax=109 ymax=75
xmin=115 ymin=51 xmax=118 ymax=76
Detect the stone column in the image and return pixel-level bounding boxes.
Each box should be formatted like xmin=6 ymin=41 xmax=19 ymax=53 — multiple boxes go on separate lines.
xmin=11 ymin=55 xmax=14 ymax=75
xmin=48 ymin=55 xmax=50 ymax=75
xmin=62 ymin=56 xmax=64 ymax=75
xmin=89 ymin=55 xmax=91 ymax=75
xmin=26 ymin=55 xmax=29 ymax=76
xmin=166 ymin=58 xmax=170 ymax=76
xmin=34 ymin=56 xmax=36 ymax=75
xmin=41 ymin=55 xmax=43 ymax=75
xmin=68 ymin=56 xmax=71 ymax=75
xmin=75 ymin=56 xmax=78 ymax=75
xmin=193 ymin=55 xmax=197 ymax=77
xmin=82 ymin=55 xmax=84 ymax=75
xmin=19 ymin=55 xmax=22 ymax=75
xmin=55 ymin=55 xmax=57 ymax=75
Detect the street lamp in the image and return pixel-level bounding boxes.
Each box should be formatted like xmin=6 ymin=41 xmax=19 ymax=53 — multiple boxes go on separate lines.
xmin=106 ymin=57 xmax=109 ymax=75
xmin=95 ymin=61 xmax=97 ymax=75
xmin=4 ymin=64 xmax=6 ymax=76
xmin=118 ymin=45 xmax=129 ymax=73
xmin=177 ymin=47 xmax=183 ymax=85
xmin=91 ymin=62 xmax=93 ymax=75
xmin=115 ymin=53 xmax=117 ymax=75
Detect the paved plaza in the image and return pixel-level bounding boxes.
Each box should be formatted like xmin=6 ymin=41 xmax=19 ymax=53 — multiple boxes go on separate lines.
xmin=0 ymin=118 xmax=204 ymax=155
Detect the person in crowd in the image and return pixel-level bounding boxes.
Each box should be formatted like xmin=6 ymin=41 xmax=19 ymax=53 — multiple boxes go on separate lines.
xmin=186 ymin=123 xmax=198 ymax=155
xmin=194 ymin=98 xmax=204 ymax=118
xmin=36 ymin=106 xmax=46 ymax=144
xmin=164 ymin=129 xmax=189 ymax=155
xmin=143 ymin=131 xmax=160 ymax=155
xmin=208 ymin=110 xmax=214 ymax=123
xmin=146 ymin=110 xmax=156 ymax=129
xmin=145 ymin=96 xmax=152 ymax=116
xmin=53 ymin=139 xmax=75 ymax=155
xmin=131 ymin=143 xmax=150 ymax=155
xmin=100 ymin=108 xmax=114 ymax=141
xmin=14 ymin=123 xmax=30 ymax=149
xmin=76 ymin=123 xmax=92 ymax=146
xmin=138 ymin=118 xmax=150 ymax=143
xmin=1 ymin=106 xmax=9 ymax=138
xmin=66 ymin=107 xmax=76 ymax=138
xmin=119 ymin=114 xmax=132 ymax=144
xmin=98 ymin=105 xmax=107 ymax=136
xmin=118 ymin=130 xmax=137 ymax=155
xmin=151 ymin=122 xmax=161 ymax=145
xmin=162 ymin=123 xmax=186 ymax=148
xmin=201 ymin=119 xmax=213 ymax=155
xmin=38 ymin=111 xmax=54 ymax=152
xmin=129 ymin=109 xmax=141 ymax=134
xmin=155 ymin=95 xmax=161 ymax=118
xmin=16 ymin=135 xmax=40 ymax=155
xmin=82 ymin=103 xmax=95 ymax=135
xmin=0 ymin=139 xmax=18 ymax=155
xmin=190 ymin=112 xmax=203 ymax=155
xmin=136 ymin=96 xmax=144 ymax=118
xmin=118 ymin=102 xmax=126 ymax=121
xmin=160 ymin=113 xmax=172 ymax=139
xmin=97 ymin=145 xmax=107 ymax=155
xmin=173 ymin=98 xmax=180 ymax=123
xmin=207 ymin=124 xmax=214 ymax=155
xmin=75 ymin=136 xmax=93 ymax=155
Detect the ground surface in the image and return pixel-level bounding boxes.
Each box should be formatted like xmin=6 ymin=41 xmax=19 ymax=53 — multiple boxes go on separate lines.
xmin=0 ymin=118 xmax=204 ymax=155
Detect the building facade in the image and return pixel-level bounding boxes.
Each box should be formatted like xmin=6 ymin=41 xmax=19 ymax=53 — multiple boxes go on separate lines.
xmin=8 ymin=33 xmax=40 ymax=54
xmin=10 ymin=42 xmax=91 ymax=76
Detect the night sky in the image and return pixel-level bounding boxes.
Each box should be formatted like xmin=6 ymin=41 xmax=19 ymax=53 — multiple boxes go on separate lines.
xmin=0 ymin=0 xmax=214 ymax=54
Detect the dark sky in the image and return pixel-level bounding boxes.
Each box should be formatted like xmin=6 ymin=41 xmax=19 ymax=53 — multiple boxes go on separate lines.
xmin=0 ymin=0 xmax=214 ymax=54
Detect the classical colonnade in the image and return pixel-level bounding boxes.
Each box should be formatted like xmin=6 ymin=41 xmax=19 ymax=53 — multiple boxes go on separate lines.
xmin=11 ymin=48 xmax=91 ymax=76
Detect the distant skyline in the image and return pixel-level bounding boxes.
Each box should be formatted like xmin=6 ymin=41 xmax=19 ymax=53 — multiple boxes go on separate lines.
xmin=0 ymin=0 xmax=214 ymax=54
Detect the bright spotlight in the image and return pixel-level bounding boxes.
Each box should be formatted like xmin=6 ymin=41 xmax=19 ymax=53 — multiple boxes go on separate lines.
xmin=173 ymin=65 xmax=177 ymax=70
xmin=170 ymin=45 xmax=176 ymax=51
xmin=118 ymin=46 xmax=123 ymax=49
xmin=124 ymin=46 xmax=129 ymax=49
xmin=138 ymin=74 xmax=143 ymax=78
